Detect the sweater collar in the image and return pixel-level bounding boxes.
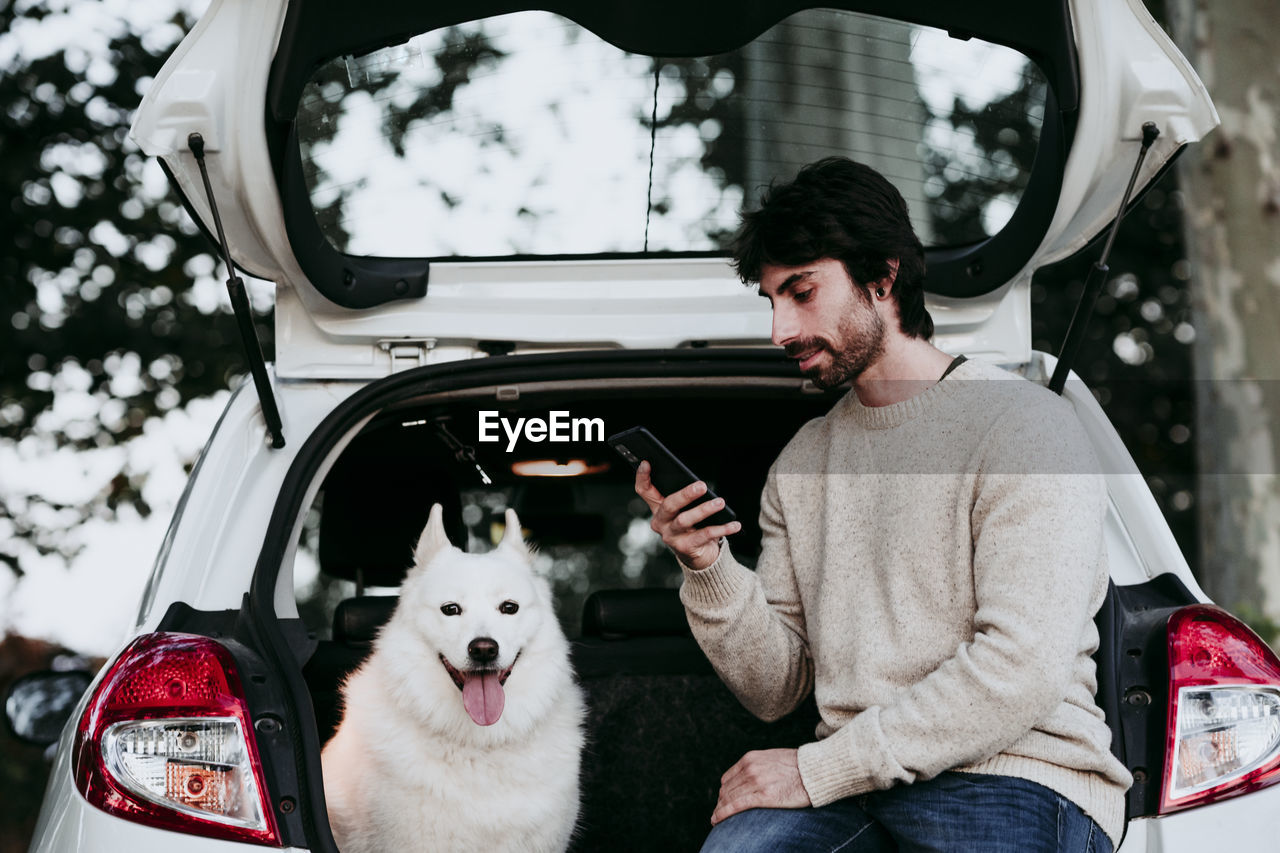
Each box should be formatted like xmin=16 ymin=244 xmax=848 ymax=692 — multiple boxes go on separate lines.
xmin=840 ymin=357 xmax=979 ymax=430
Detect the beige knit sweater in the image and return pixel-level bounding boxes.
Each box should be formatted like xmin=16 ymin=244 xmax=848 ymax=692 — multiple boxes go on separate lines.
xmin=679 ymin=359 xmax=1132 ymax=845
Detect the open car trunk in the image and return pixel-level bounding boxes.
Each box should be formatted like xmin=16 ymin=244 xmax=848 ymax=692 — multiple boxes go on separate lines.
xmin=133 ymin=0 xmax=1217 ymax=383
xmin=189 ymin=350 xmax=839 ymax=851
xmin=150 ymin=350 xmax=1185 ymax=851
xmin=295 ymin=355 xmax=837 ymax=851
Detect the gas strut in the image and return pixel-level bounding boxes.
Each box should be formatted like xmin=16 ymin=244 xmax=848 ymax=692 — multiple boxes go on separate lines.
xmin=188 ymin=132 xmax=286 ymax=448
xmin=1048 ymin=122 xmax=1161 ymax=396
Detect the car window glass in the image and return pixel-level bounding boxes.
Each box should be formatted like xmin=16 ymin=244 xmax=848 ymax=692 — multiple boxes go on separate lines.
xmin=296 ymin=8 xmax=1047 ymax=258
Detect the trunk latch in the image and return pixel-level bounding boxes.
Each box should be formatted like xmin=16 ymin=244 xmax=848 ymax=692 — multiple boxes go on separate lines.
xmin=377 ymin=338 xmax=438 ymax=373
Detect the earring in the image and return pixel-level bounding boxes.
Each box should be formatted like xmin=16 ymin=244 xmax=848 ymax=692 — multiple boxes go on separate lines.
xmin=876 ymin=288 xmax=886 ymax=298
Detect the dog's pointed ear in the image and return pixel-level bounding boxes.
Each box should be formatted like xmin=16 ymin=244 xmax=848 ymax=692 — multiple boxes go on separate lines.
xmin=413 ymin=503 xmax=454 ymax=568
xmin=498 ymin=508 xmax=531 ymax=559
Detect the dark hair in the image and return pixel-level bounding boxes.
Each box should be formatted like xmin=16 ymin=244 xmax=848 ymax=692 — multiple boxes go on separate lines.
xmin=732 ymin=157 xmax=933 ymax=339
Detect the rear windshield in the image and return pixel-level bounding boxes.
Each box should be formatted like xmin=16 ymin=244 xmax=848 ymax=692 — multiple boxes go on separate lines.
xmin=296 ymin=8 xmax=1047 ymax=258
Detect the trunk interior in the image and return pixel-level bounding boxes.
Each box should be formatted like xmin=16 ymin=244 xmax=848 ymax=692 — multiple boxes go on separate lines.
xmin=296 ymin=375 xmax=842 ymax=851
xmin=285 ymin=367 xmax=1159 ymax=849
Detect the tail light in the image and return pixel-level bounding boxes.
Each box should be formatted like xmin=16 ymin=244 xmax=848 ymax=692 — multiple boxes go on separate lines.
xmin=72 ymin=633 xmax=280 ymax=846
xmin=1162 ymin=605 xmax=1280 ymax=813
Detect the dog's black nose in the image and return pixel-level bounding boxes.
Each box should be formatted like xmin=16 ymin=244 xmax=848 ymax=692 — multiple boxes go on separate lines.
xmin=468 ymin=637 xmax=499 ymax=663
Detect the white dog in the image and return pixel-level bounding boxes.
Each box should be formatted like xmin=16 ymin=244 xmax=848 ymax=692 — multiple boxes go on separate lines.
xmin=322 ymin=504 xmax=585 ymax=853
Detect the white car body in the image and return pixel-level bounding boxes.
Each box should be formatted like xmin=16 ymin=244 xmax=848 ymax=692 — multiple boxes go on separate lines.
xmin=25 ymin=0 xmax=1280 ymax=850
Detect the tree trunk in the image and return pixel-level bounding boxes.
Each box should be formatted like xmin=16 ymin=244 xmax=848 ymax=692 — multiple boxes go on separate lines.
xmin=1171 ymin=0 xmax=1280 ymax=640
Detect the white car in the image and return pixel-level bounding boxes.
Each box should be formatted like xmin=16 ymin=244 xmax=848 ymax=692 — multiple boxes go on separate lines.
xmin=9 ymin=0 xmax=1280 ymax=850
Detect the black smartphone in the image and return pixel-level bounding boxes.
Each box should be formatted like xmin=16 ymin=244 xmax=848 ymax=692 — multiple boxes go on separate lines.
xmin=608 ymin=426 xmax=737 ymax=528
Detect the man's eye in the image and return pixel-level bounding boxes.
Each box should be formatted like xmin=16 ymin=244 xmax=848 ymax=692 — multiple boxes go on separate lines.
xmin=794 ymin=289 xmax=813 ymax=302
xmin=440 ymin=603 xmax=462 ymax=616
xmin=499 ymin=600 xmax=519 ymax=615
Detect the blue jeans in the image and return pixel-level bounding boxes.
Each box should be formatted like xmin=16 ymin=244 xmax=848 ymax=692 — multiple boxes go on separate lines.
xmin=700 ymin=772 xmax=1113 ymax=853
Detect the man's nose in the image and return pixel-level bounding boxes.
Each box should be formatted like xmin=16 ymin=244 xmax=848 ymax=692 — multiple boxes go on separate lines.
xmin=771 ymin=303 xmax=797 ymax=347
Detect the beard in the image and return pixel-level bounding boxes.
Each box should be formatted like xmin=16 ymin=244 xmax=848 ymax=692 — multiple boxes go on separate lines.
xmin=786 ymin=307 xmax=887 ymax=389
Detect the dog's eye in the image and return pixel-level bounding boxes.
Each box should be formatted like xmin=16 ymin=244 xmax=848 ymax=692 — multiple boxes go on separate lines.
xmin=499 ymin=600 xmax=519 ymax=615
xmin=440 ymin=603 xmax=462 ymax=616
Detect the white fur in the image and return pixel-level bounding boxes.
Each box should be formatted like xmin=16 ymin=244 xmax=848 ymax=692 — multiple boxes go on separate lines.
xmin=322 ymin=505 xmax=585 ymax=853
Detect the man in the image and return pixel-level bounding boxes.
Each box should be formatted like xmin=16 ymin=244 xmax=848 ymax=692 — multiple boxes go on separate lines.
xmin=635 ymin=158 xmax=1131 ymax=852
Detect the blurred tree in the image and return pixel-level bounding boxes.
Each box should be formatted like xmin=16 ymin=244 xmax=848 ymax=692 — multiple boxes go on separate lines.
xmin=923 ymin=71 xmax=1045 ymax=247
xmin=0 ymin=5 xmax=511 ymax=579
xmin=645 ymin=51 xmax=746 ymax=248
xmin=1029 ymin=175 xmax=1199 ymax=569
xmin=300 ymin=25 xmax=508 ymax=253
xmin=917 ymin=31 xmax=1199 ymax=570
xmin=0 ymin=1 xmax=249 ymax=575
xmin=1171 ymin=0 xmax=1280 ymax=640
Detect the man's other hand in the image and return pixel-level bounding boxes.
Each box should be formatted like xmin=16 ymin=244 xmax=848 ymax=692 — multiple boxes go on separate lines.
xmin=711 ymin=749 xmax=811 ymax=825
xmin=634 ymin=460 xmax=741 ymax=570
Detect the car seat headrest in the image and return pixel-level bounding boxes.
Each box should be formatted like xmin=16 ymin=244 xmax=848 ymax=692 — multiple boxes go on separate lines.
xmin=333 ymin=596 xmax=398 ymax=644
xmin=318 ymin=457 xmax=465 ymax=587
xmin=581 ymin=588 xmax=691 ymax=639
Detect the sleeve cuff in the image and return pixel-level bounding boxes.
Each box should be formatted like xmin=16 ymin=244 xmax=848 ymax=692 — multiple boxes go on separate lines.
xmin=677 ymin=540 xmax=751 ymax=606
xmin=796 ymin=709 xmax=901 ymax=806
xmin=797 ymin=736 xmax=872 ymax=806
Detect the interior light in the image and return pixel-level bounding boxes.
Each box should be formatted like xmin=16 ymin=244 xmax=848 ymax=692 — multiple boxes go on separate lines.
xmin=511 ymin=459 xmax=609 ymax=478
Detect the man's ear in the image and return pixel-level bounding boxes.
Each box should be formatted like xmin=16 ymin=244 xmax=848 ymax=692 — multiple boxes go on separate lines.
xmin=412 ymin=503 xmax=454 ymax=569
xmin=879 ymin=258 xmax=900 ymax=294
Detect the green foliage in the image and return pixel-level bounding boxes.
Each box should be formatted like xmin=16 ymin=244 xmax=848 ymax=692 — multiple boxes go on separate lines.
xmin=299 ymin=25 xmax=508 ymax=252
xmin=1225 ymin=601 xmax=1280 ymax=652
xmin=649 ymin=52 xmax=746 ymax=242
xmin=918 ymin=62 xmax=1198 ymax=569
xmin=0 ymin=2 xmax=262 ymax=574
xmin=1 ymin=5 xmax=253 ymax=447
xmin=924 ymin=72 xmax=1046 ymax=246
xmin=1032 ymin=180 xmax=1199 ymax=568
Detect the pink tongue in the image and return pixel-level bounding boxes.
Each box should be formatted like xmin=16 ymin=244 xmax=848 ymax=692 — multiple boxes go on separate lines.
xmin=461 ymin=671 xmax=505 ymax=726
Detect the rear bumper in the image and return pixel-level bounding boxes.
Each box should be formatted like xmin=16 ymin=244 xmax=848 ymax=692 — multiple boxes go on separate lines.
xmin=1119 ymin=784 xmax=1280 ymax=851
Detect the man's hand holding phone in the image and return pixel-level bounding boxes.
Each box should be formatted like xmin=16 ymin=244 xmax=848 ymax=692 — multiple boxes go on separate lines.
xmin=634 ymin=460 xmax=741 ymax=570
xmin=610 ymin=427 xmax=741 ymax=570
